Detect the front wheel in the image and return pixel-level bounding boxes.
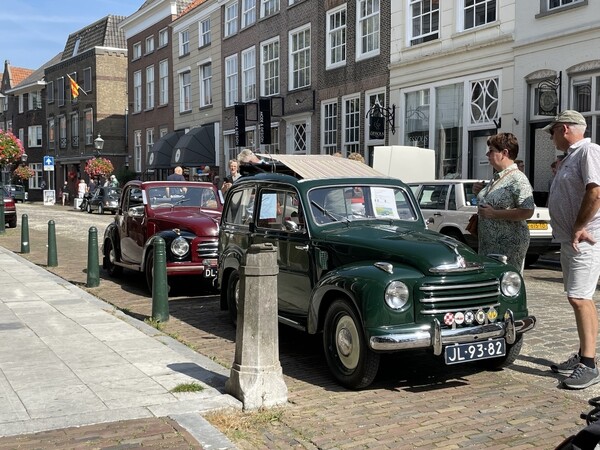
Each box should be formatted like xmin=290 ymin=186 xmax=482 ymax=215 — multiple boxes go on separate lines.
xmin=478 ymin=334 xmax=523 ymax=370
xmin=7 ymin=217 xmax=17 ymax=228
xmin=86 ymin=203 xmax=92 ymax=213
xmin=98 ymin=204 xmax=104 ymax=214
xmin=323 ymin=299 xmax=380 ymax=389
xmin=226 ymin=270 xmax=240 ymax=326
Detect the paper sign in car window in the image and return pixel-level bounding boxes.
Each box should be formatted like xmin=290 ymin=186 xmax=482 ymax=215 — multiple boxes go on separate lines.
xmin=371 ymin=187 xmax=400 ymax=219
xmin=259 ymin=192 xmax=277 ymax=219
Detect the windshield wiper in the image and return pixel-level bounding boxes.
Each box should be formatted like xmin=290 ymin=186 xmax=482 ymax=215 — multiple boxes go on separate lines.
xmin=310 ymin=200 xmax=339 ymax=222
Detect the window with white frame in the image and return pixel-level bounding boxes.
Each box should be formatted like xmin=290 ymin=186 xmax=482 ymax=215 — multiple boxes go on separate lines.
xmin=200 ymin=63 xmax=212 ymax=107
xmin=158 ymin=28 xmax=168 ymax=47
xmin=145 ymin=36 xmax=155 ymax=54
xmin=322 ymin=100 xmax=338 ymax=154
xmin=18 ymin=95 xmax=23 ymax=113
xmin=179 ymin=29 xmax=190 ymax=56
xmin=242 ymin=46 xmax=256 ymax=102
xmin=225 ymin=55 xmax=238 ymax=107
xmin=264 ymin=126 xmax=279 ymax=154
xmin=59 ymin=116 xmax=66 ymax=148
xmin=27 ymin=125 xmax=42 ymax=147
xmin=326 ymin=5 xmax=346 ymax=69
xmin=28 ymin=91 xmax=41 ymax=110
xmin=200 ymin=18 xmax=211 ymax=47
xmin=57 ymin=77 xmax=65 ymax=106
xmin=83 ymin=67 xmax=92 ymax=92
xmin=261 ymin=38 xmax=279 ymax=96
xmin=146 ymin=128 xmax=154 ymax=156
xmin=48 ymin=118 xmax=55 ymax=148
xmin=159 ymin=60 xmax=169 ymax=105
xmin=542 ymin=0 xmax=584 ymax=13
xmin=179 ymin=70 xmax=192 ymax=112
xmin=470 ymin=77 xmax=499 ymax=124
xmin=225 ymin=2 xmax=239 ymax=37
xmin=570 ymin=74 xmax=599 ymax=141
xmin=462 ymin=0 xmax=496 ymax=30
xmin=47 ymin=81 xmax=54 ymax=103
xmin=242 ymin=0 xmax=256 ymax=27
xmin=343 ymin=96 xmax=360 ymax=154
xmin=292 ymin=122 xmax=308 ymax=153
xmin=134 ymin=130 xmax=142 ymax=172
xmin=410 ymin=0 xmax=439 ymax=45
xmin=18 ymin=129 xmax=24 ymax=146
xmin=289 ymin=25 xmax=311 ymax=90
xmin=224 ymin=132 xmax=237 ymax=161
xmin=29 ymin=163 xmax=43 ymax=189
xmin=133 ymin=42 xmax=142 ymax=59
xmin=356 ymin=0 xmax=380 ymax=59
xmin=159 ymin=127 xmax=168 ymax=138
xmin=146 ymin=65 xmax=155 ymax=109
xmin=70 ymin=112 xmax=79 ymax=147
xmin=84 ymin=109 xmax=93 ymax=145
xmin=261 ymin=0 xmax=279 ymax=17
xmin=133 ymin=70 xmax=142 ymax=113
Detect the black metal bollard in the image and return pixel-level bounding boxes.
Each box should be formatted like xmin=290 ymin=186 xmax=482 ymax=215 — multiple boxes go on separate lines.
xmin=47 ymin=220 xmax=58 ymax=267
xmin=151 ymin=237 xmax=169 ymax=322
xmin=20 ymin=214 xmax=30 ymax=254
xmin=0 ymin=188 xmax=5 ymax=235
xmin=86 ymin=227 xmax=99 ymax=288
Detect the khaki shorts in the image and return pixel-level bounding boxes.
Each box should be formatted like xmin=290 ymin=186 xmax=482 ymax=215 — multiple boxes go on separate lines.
xmin=561 ymin=241 xmax=600 ymax=299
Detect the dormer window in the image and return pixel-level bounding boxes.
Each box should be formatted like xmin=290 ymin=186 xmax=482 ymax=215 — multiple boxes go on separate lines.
xmin=73 ymin=38 xmax=81 ymax=56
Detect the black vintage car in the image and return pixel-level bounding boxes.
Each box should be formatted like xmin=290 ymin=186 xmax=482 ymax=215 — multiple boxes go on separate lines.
xmin=86 ymin=186 xmax=121 ymax=214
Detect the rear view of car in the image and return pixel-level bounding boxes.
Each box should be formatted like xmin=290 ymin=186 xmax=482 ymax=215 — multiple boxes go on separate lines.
xmin=2 ymin=186 xmax=17 ymax=228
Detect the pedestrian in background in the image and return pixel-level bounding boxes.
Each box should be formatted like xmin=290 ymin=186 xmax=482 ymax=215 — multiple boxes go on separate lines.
xmin=61 ymin=181 xmax=70 ymax=206
xmin=167 ymin=166 xmax=185 ymax=181
xmin=109 ymin=174 xmax=119 ymax=188
xmin=77 ymin=179 xmax=87 ymax=199
xmin=515 ymin=159 xmax=525 ymax=172
xmin=347 ymin=152 xmax=365 ymax=163
xmin=547 ymin=110 xmax=600 ymax=390
xmin=221 ymin=159 xmax=242 ymax=194
xmin=475 ymin=132 xmax=535 ymax=271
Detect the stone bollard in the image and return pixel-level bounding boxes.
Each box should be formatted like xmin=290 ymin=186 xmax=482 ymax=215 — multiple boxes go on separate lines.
xmin=151 ymin=237 xmax=169 ymax=322
xmin=20 ymin=214 xmax=30 ymax=254
xmin=225 ymin=243 xmax=288 ymax=410
xmin=47 ymin=220 xmax=58 ymax=267
xmin=86 ymin=227 xmax=99 ymax=288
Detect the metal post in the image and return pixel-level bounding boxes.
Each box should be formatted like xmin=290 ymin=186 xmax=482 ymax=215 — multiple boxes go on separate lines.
xmin=0 ymin=185 xmax=5 ymax=235
xmin=151 ymin=237 xmax=169 ymax=322
xmin=86 ymin=226 xmax=99 ymax=288
xmin=47 ymin=220 xmax=58 ymax=267
xmin=20 ymin=214 xmax=29 ymax=254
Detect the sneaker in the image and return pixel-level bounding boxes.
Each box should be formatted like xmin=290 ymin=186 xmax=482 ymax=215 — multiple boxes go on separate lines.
xmin=563 ymin=364 xmax=600 ymax=390
xmin=551 ymin=353 xmax=581 ymax=375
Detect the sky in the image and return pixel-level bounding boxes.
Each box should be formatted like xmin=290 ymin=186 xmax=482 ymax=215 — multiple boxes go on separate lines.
xmin=1 ymin=0 xmax=142 ymax=71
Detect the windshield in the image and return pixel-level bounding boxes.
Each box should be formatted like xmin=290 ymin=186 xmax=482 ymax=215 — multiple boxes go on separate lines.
xmin=147 ymin=186 xmax=219 ymax=210
xmin=308 ymin=185 xmax=418 ymax=225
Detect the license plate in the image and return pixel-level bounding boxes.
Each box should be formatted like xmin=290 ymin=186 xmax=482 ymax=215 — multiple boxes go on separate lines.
xmin=204 ymin=268 xmax=217 ymax=278
xmin=528 ymin=222 xmax=548 ymax=230
xmin=444 ymin=338 xmax=506 ymax=365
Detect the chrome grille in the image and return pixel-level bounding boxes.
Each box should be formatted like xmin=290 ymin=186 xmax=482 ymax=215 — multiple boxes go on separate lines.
xmin=197 ymin=241 xmax=218 ymax=259
xmin=418 ymin=278 xmax=500 ymax=315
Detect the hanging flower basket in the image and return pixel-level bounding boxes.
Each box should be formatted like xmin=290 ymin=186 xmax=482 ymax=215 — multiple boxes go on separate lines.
xmin=0 ymin=129 xmax=25 ymax=166
xmin=13 ymin=165 xmax=35 ymax=181
xmin=84 ymin=157 xmax=114 ymax=178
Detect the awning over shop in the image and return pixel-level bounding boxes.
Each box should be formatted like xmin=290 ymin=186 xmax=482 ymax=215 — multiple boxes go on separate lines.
xmin=171 ymin=123 xmax=216 ymax=167
xmin=147 ymin=130 xmax=185 ymax=169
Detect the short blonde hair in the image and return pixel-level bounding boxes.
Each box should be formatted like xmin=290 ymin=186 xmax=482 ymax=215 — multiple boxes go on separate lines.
xmin=237 ymin=149 xmax=256 ymax=163
xmin=347 ymin=152 xmax=365 ymax=163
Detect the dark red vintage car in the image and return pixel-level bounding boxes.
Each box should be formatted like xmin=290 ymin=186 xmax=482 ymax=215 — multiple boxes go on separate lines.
xmin=2 ymin=186 xmax=17 ymax=228
xmin=102 ymin=180 xmax=223 ymax=293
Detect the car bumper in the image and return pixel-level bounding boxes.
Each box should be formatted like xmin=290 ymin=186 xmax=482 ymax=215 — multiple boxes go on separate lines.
xmin=369 ymin=310 xmax=536 ymax=355
xmin=166 ymin=262 xmax=218 ymax=279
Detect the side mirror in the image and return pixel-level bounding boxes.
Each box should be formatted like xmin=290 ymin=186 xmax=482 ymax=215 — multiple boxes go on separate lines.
xmin=128 ymin=206 xmax=145 ymax=218
xmin=284 ymin=219 xmax=299 ymax=232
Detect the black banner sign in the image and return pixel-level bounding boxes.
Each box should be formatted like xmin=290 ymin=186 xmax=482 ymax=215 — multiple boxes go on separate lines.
xmin=234 ymin=104 xmax=246 ymax=147
xmin=259 ymin=98 xmax=271 ymax=145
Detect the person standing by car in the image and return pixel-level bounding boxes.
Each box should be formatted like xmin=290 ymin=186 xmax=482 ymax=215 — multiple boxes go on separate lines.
xmin=221 ymin=159 xmax=242 ymax=194
xmin=167 ymin=166 xmax=186 ymax=181
xmin=546 ymin=110 xmax=600 ymax=390
xmin=475 ymin=132 xmax=535 ymax=272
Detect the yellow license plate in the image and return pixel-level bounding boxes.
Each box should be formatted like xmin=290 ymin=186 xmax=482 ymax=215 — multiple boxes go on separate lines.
xmin=528 ymin=222 xmax=548 ymax=230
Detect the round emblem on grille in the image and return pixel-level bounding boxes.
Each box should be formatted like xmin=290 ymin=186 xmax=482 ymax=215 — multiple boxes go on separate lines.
xmin=444 ymin=312 xmax=454 ymax=326
xmin=454 ymin=312 xmax=465 ymax=325
xmin=487 ymin=307 xmax=498 ymax=323
xmin=475 ymin=309 xmax=486 ymax=325
xmin=464 ymin=311 xmax=475 ymax=325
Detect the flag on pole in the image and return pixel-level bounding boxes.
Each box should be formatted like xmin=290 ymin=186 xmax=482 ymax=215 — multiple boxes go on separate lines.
xmin=67 ymin=74 xmax=82 ymax=99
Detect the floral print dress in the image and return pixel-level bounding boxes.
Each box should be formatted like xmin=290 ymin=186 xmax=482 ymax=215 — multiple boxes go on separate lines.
xmin=476 ymin=164 xmax=535 ymax=270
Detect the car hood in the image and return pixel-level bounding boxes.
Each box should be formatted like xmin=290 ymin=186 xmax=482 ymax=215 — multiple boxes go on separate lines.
xmin=317 ymin=222 xmax=488 ymax=273
xmin=152 ymin=209 xmax=221 ymax=237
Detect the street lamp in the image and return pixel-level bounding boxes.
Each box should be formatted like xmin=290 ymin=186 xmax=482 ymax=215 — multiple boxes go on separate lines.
xmin=94 ymin=134 xmax=104 ymax=156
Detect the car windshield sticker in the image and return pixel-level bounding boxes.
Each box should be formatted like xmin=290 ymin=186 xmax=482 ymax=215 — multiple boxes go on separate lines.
xmin=371 ymin=187 xmax=400 ymax=219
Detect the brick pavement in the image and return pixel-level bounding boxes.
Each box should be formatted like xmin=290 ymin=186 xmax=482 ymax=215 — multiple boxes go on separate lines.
xmin=1 ymin=203 xmax=599 ymax=449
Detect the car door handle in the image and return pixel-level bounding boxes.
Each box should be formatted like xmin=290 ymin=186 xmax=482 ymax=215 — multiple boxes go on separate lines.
xmin=433 ymin=212 xmax=442 ymax=216
xmin=295 ymin=245 xmax=309 ymax=251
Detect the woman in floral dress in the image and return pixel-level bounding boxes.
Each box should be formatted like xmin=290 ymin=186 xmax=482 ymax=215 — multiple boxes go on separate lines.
xmin=476 ymin=133 xmax=535 ymax=271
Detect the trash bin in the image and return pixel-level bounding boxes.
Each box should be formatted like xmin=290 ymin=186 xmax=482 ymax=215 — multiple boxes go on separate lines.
xmin=74 ymin=198 xmax=83 ymax=210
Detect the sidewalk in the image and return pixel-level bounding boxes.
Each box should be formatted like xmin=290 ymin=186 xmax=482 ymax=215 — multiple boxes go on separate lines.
xmin=0 ymin=245 xmax=240 ymax=449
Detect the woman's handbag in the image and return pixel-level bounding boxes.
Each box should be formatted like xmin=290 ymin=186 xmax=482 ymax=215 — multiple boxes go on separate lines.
xmin=466 ymin=214 xmax=479 ymax=236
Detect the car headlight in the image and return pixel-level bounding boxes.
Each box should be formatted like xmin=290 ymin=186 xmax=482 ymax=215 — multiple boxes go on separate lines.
xmin=501 ymin=271 xmax=521 ymax=297
xmin=385 ymin=281 xmax=409 ymax=310
xmin=171 ymin=236 xmax=190 ymax=257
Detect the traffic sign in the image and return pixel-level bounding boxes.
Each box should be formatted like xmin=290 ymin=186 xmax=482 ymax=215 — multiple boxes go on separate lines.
xmin=43 ymin=155 xmax=55 ymax=171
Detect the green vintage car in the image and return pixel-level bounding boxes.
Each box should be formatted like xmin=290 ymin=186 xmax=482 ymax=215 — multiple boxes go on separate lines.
xmin=218 ymin=155 xmax=536 ymax=389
